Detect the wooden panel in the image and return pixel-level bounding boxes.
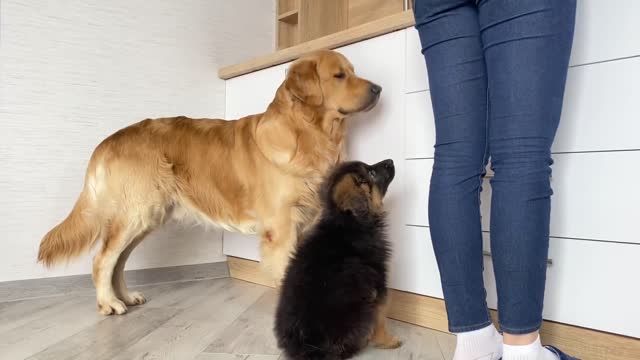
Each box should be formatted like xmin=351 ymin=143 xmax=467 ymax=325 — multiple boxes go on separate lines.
xmin=219 ymin=11 xmax=414 ymax=79
xmin=299 ymin=0 xmax=348 ymax=43
xmin=277 ymin=21 xmax=299 ymax=49
xmin=278 ymin=0 xmax=298 ymax=14
xmin=228 ymin=256 xmax=276 ymax=288
xmin=348 ymin=0 xmax=405 ymax=28
xmin=227 ymin=256 xmax=640 ymax=360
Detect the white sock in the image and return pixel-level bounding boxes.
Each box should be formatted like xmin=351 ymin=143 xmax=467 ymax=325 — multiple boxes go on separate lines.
xmin=502 ymin=335 xmax=559 ymax=360
xmin=453 ymin=324 xmax=503 ymax=360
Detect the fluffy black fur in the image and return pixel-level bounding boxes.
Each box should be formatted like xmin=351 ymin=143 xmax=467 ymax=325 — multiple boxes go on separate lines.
xmin=275 ymin=160 xmax=394 ymax=360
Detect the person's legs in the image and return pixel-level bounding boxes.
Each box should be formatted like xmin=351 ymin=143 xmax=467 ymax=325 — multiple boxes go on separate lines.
xmin=477 ymin=0 xmax=576 ymax=357
xmin=414 ymin=1 xmax=502 ymax=359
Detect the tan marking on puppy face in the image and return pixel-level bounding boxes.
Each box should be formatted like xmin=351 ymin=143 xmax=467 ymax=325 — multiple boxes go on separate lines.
xmin=331 ymin=167 xmax=384 ymax=215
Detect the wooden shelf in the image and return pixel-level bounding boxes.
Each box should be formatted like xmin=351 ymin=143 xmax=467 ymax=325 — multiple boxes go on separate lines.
xmin=278 ymin=9 xmax=299 ymax=24
xmin=219 ymin=10 xmax=414 ymax=79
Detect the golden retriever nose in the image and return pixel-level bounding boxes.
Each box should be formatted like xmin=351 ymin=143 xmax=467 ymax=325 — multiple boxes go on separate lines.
xmin=370 ymin=84 xmax=382 ymax=95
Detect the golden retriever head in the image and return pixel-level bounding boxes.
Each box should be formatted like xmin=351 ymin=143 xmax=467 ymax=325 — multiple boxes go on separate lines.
xmin=283 ymin=50 xmax=382 ymax=116
xmin=325 ymin=159 xmax=395 ymax=217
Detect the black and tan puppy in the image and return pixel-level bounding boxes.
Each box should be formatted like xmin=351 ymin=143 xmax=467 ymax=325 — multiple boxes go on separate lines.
xmin=275 ymin=159 xmax=401 ymax=360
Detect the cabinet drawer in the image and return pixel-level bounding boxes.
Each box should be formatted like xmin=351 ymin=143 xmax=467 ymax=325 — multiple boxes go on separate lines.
xmin=482 ymin=235 xmax=640 ymax=337
xmin=390 ymin=225 xmax=443 ymax=299
xmin=405 ymin=58 xmax=640 ymax=157
xmin=405 ymin=159 xmax=432 ymax=227
xmin=405 ymin=28 xmax=428 ymax=93
xmin=405 ymin=91 xmax=435 ymax=159
xmin=405 ymin=0 xmax=640 ymax=93
xmin=569 ymin=0 xmax=640 ymax=67
xmin=407 ymin=152 xmax=640 ymax=244
xmin=482 ymin=151 xmax=640 ymax=244
xmin=554 ymin=56 xmax=640 ymax=153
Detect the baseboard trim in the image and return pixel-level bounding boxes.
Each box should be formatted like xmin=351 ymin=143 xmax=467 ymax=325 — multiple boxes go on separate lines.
xmin=227 ymin=256 xmax=640 ymax=360
xmin=0 ymin=261 xmax=229 ymax=302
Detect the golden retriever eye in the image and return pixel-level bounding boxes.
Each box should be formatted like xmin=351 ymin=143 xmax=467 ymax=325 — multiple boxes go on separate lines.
xmin=334 ymin=72 xmax=345 ymax=79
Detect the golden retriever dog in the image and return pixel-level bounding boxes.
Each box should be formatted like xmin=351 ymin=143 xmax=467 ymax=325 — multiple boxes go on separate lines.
xmin=38 ymin=50 xmax=382 ymax=315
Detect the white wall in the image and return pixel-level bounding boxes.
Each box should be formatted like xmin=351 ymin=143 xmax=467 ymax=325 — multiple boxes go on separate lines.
xmin=0 ymin=0 xmax=276 ymax=282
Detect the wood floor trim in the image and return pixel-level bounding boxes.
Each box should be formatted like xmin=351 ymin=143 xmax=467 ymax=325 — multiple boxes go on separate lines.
xmin=227 ymin=256 xmax=640 ymax=360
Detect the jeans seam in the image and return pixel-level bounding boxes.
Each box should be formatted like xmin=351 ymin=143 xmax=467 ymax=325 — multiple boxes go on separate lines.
xmin=450 ymin=319 xmax=493 ymax=333
xmin=499 ymin=323 xmax=542 ymax=334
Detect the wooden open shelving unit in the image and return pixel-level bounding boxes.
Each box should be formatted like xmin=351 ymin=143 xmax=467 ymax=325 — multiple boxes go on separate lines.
xmin=276 ymin=0 xmax=406 ymax=50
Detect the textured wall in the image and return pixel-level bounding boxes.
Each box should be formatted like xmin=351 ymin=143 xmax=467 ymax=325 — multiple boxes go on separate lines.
xmin=0 ymin=0 xmax=275 ymax=281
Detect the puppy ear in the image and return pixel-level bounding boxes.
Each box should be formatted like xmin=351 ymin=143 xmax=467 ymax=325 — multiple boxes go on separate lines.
xmin=285 ymin=59 xmax=323 ymax=106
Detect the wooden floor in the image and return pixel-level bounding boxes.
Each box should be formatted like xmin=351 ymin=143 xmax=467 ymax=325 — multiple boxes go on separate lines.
xmin=0 ymin=277 xmax=456 ymax=360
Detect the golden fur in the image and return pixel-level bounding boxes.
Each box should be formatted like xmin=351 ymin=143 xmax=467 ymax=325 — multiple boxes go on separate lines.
xmin=37 ymin=50 xmax=381 ymax=315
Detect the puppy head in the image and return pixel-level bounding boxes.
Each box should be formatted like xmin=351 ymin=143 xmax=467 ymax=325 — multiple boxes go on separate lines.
xmin=283 ymin=50 xmax=382 ymax=116
xmin=324 ymin=159 xmax=395 ymax=217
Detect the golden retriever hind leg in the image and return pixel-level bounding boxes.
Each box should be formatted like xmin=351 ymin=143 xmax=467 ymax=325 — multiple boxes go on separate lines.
xmin=370 ymin=295 xmax=402 ymax=349
xmin=112 ymin=233 xmax=148 ymax=306
xmin=259 ymin=210 xmax=298 ymax=284
xmin=92 ymin=220 xmax=150 ymax=315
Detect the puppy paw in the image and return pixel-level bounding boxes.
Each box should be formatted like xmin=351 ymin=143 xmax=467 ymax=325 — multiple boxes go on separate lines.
xmin=373 ymin=335 xmax=402 ymax=349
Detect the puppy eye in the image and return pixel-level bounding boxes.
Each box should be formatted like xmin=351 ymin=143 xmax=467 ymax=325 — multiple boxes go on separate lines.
xmin=334 ymin=72 xmax=345 ymax=79
xmin=368 ymin=170 xmax=376 ymax=178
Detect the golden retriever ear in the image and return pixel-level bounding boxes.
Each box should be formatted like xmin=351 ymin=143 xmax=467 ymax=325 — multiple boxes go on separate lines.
xmin=285 ymin=59 xmax=323 ymax=106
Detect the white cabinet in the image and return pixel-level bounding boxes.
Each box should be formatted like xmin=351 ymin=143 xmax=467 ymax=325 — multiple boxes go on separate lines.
xmin=224 ymin=7 xmax=640 ymax=335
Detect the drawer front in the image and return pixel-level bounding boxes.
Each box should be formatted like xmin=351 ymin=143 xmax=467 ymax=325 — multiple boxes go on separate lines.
xmin=482 ymin=151 xmax=640 ymax=244
xmin=405 ymin=28 xmax=428 ymax=93
xmin=405 ymin=57 xmax=640 ymax=158
xmin=569 ymin=0 xmax=640 ymax=66
xmin=405 ymin=159 xmax=431 ymax=227
xmin=482 ymin=235 xmax=640 ymax=337
xmin=405 ymin=91 xmax=435 ymax=159
xmin=407 ymin=152 xmax=640 ymax=244
xmin=222 ymin=232 xmax=260 ymax=261
xmin=390 ymin=225 xmax=443 ymax=299
xmin=554 ymin=56 xmax=640 ymax=153
xmin=405 ymin=0 xmax=640 ymax=93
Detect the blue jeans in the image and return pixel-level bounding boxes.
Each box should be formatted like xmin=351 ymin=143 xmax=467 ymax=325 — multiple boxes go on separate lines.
xmin=413 ymin=0 xmax=576 ymax=334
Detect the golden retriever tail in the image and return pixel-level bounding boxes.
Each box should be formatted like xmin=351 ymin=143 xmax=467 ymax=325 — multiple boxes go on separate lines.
xmin=38 ymin=164 xmax=105 ymax=267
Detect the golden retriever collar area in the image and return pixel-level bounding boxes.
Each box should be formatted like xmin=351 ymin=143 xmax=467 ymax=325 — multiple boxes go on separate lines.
xmin=37 ymin=50 xmax=382 ymax=315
